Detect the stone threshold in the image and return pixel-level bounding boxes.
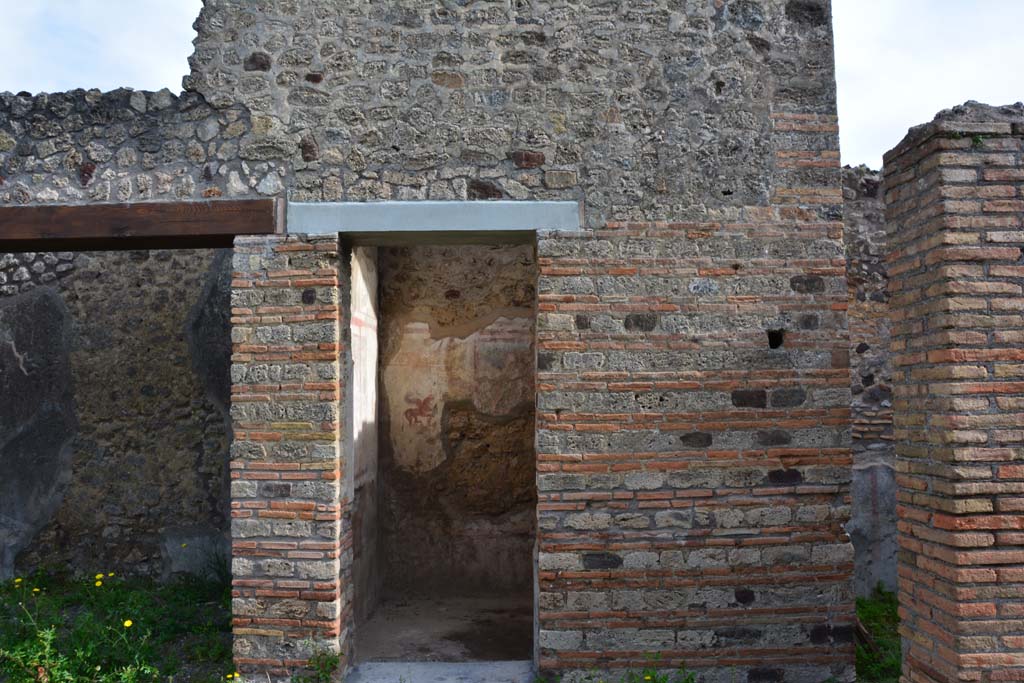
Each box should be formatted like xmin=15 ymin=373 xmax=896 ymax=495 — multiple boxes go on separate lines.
xmin=347 ymin=661 xmax=534 ymax=683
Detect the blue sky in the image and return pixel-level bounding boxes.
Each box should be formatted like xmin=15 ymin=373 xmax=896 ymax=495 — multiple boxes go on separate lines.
xmin=0 ymin=1 xmax=201 ymax=95
xmin=0 ymin=0 xmax=1021 ymax=169
xmin=833 ymin=0 xmax=1024 ymax=168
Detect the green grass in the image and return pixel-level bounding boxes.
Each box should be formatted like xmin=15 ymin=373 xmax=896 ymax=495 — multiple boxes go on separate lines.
xmin=856 ymin=584 xmax=901 ymax=683
xmin=0 ymin=570 xmax=234 ymax=683
xmin=3 ymin=572 xmax=901 ymax=683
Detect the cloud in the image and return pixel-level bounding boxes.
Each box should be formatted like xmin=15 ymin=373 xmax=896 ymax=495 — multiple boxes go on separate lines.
xmin=833 ymin=0 xmax=1024 ymax=169
xmin=0 ymin=0 xmax=202 ymax=95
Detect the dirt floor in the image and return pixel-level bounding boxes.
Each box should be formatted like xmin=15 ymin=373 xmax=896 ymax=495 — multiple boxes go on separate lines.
xmin=356 ymin=595 xmax=533 ymax=662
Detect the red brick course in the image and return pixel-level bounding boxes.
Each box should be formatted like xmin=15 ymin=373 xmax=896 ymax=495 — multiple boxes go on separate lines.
xmin=885 ymin=110 xmax=1024 ymax=683
xmin=229 ymin=235 xmax=349 ymax=680
xmin=536 ymin=183 xmax=855 ymax=677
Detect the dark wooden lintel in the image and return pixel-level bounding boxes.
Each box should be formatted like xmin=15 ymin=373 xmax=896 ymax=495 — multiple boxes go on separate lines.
xmin=0 ymin=199 xmax=284 ymax=251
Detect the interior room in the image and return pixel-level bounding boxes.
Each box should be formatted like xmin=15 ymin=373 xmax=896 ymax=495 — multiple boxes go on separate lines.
xmin=349 ymin=243 xmax=538 ymax=663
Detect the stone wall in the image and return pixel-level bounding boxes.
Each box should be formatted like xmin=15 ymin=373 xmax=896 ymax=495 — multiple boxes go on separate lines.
xmin=229 ymin=234 xmax=347 ymax=678
xmin=0 ymin=251 xmax=76 ymax=295
xmin=1 ymin=0 xmax=855 ymax=680
xmin=0 ymin=83 xmax=250 ymax=581
xmin=182 ymin=0 xmax=831 ymax=219
xmin=377 ymin=245 xmax=537 ymax=596
xmin=536 ymin=218 xmax=853 ymax=682
xmin=0 ymin=89 xmax=259 ymax=204
xmin=1 ymin=248 xmax=233 ymax=580
xmin=885 ymin=102 xmax=1024 ymax=683
xmin=842 ymin=166 xmax=896 ymax=596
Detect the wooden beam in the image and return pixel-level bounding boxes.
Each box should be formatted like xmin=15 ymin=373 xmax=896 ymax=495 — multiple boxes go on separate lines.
xmin=0 ymin=199 xmax=284 ymax=251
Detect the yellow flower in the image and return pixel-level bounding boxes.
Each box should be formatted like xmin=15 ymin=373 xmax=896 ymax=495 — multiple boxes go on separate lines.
xmin=14 ymin=578 xmax=22 ymax=584
xmin=95 ymin=573 xmax=104 ymax=580
xmin=32 ymin=588 xmax=40 ymax=593
xmin=108 ymin=572 xmax=114 ymax=577
xmin=123 ymin=620 xmax=133 ymax=628
xmin=225 ymin=675 xmax=234 ymax=680
xmin=181 ymin=543 xmax=188 ymax=548
xmin=94 ymin=580 xmax=103 ymax=587
xmin=644 ymin=677 xmax=651 ymax=681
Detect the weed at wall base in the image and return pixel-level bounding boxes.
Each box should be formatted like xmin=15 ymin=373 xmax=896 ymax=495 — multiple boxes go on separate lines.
xmin=0 ymin=570 xmax=234 ymax=683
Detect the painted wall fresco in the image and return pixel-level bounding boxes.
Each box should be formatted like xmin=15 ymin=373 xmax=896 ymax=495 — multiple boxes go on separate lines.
xmin=377 ymin=245 xmax=537 ymax=595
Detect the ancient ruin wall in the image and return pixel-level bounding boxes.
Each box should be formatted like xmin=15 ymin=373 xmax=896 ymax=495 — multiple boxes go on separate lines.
xmin=1 ymin=1 xmax=853 ymax=679
xmin=0 ymin=89 xmax=259 ymax=205
xmin=1 ymin=249 xmax=233 ymax=579
xmin=183 ymin=0 xmax=835 ymax=219
xmin=229 ymin=234 xmax=346 ymax=676
xmin=377 ymin=245 xmax=537 ymax=596
xmin=885 ymin=101 xmax=1024 ymax=683
xmin=842 ymin=166 xmax=896 ymax=596
xmin=0 ymin=86 xmax=252 ymax=580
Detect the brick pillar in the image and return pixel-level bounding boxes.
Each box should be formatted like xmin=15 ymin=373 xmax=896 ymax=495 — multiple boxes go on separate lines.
xmin=229 ymin=234 xmax=351 ymax=682
xmin=884 ymin=106 xmax=1024 ymax=683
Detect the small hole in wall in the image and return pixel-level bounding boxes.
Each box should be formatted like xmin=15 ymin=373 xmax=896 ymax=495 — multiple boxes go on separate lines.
xmin=722 ymin=189 xmax=734 ymax=196
xmin=715 ymin=80 xmax=726 ymax=95
xmin=767 ymin=329 xmax=785 ymax=349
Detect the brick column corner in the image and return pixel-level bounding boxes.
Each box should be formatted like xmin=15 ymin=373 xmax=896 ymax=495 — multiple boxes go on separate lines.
xmin=884 ymin=103 xmax=1024 ymax=683
xmin=229 ymin=234 xmax=351 ymax=682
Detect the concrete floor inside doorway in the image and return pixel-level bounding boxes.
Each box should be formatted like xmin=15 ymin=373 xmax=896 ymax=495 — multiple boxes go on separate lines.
xmin=356 ymin=595 xmax=533 ymax=662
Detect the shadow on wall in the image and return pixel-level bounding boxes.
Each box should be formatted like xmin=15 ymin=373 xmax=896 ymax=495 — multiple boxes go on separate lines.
xmin=842 ymin=166 xmax=897 ymax=597
xmin=0 ymin=288 xmax=76 ymax=580
xmin=1 ymin=249 xmax=234 ymax=580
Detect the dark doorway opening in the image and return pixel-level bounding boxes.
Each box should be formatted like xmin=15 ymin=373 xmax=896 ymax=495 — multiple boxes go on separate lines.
xmin=350 ymin=243 xmax=538 ymax=664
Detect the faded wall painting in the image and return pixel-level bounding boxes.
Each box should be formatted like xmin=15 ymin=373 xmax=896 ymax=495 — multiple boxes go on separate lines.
xmin=377 ymin=244 xmax=537 ymax=595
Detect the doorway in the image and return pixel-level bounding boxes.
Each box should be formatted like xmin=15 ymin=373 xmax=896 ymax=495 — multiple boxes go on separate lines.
xmin=349 ymin=243 xmax=538 ymax=665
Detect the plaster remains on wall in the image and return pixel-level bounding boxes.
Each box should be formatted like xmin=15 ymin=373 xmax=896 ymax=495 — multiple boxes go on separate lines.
xmin=3 ymin=250 xmax=234 ymax=579
xmin=350 ymin=246 xmax=381 ymax=624
xmin=0 ymin=288 xmax=76 ymax=579
xmin=378 ymin=245 xmax=537 ymax=595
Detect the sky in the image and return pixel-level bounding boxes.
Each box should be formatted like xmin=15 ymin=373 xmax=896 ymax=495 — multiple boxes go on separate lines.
xmin=0 ymin=1 xmax=202 ymax=95
xmin=0 ymin=1 xmax=1021 ymax=170
xmin=833 ymin=0 xmax=1024 ymax=168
